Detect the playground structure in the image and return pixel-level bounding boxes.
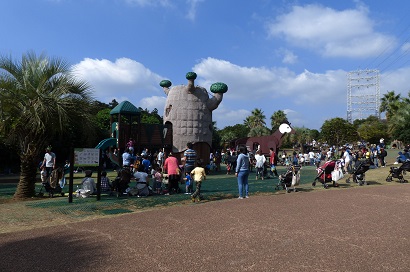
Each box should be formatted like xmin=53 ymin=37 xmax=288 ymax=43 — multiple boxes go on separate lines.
xmin=159 ymin=72 xmax=228 ymax=164
xmin=233 ymin=122 xmax=295 ymax=155
xmin=96 ymin=72 xmax=228 ymax=166
xmin=95 ymin=101 xmax=173 ymax=167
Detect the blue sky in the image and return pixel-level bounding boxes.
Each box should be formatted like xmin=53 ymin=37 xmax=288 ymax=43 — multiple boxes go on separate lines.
xmin=1 ymin=0 xmax=410 ymax=130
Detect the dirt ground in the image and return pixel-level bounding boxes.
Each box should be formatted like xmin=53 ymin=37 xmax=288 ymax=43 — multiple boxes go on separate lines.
xmin=1 ymin=183 xmax=409 ymax=272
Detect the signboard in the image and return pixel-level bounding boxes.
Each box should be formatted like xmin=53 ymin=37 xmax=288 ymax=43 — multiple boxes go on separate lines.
xmin=74 ymin=148 xmax=100 ymax=166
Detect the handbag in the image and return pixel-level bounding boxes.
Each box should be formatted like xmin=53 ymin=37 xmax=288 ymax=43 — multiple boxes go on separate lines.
xmin=291 ymin=172 xmax=300 ymax=186
xmin=331 ymin=168 xmax=344 ymax=181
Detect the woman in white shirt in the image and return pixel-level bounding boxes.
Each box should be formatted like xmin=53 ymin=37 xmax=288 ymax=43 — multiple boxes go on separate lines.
xmin=254 ymin=150 xmax=266 ymax=180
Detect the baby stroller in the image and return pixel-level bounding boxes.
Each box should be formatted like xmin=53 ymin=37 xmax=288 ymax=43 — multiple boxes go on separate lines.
xmin=346 ymin=158 xmax=374 ymax=185
xmin=312 ymin=159 xmax=343 ymax=188
xmin=275 ymin=165 xmax=301 ymax=193
xmin=38 ymin=168 xmax=65 ymax=198
xmin=386 ymin=161 xmax=410 ymax=183
xmin=112 ymin=167 xmax=132 ymax=197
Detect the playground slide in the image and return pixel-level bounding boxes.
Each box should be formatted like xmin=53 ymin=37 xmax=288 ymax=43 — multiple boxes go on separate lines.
xmin=95 ymin=138 xmax=120 ymax=167
xmin=95 ymin=137 xmax=117 ymax=150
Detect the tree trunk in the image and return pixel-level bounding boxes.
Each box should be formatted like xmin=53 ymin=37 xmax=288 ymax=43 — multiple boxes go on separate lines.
xmin=13 ymin=155 xmax=39 ymax=199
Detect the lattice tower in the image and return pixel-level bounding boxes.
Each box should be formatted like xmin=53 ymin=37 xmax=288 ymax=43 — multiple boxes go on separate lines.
xmin=347 ymin=69 xmax=380 ymax=123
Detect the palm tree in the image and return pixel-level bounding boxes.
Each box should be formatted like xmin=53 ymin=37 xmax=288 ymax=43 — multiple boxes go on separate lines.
xmin=0 ymin=52 xmax=94 ymax=199
xmin=380 ymin=91 xmax=402 ymax=121
xmin=270 ymin=110 xmax=288 ymax=131
xmin=244 ymin=108 xmax=266 ymax=129
xmin=244 ymin=108 xmax=268 ymax=137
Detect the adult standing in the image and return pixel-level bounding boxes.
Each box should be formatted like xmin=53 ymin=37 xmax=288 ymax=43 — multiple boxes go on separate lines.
xmin=122 ymin=148 xmax=134 ymax=168
xmin=378 ymin=147 xmax=387 ymax=167
xmin=41 ymin=146 xmax=56 ymax=178
xmin=183 ymin=142 xmax=196 ymax=173
xmin=342 ymin=148 xmax=352 ymax=173
xmin=163 ymin=152 xmax=181 ymax=194
xmin=308 ymin=150 xmax=315 ymax=166
xmin=157 ymin=149 xmax=164 ymax=168
xmin=235 ymin=146 xmax=250 ymax=199
xmin=254 ymin=150 xmax=266 ymax=180
xmin=269 ymin=148 xmax=279 ymax=177
xmin=183 ymin=142 xmax=196 ymax=192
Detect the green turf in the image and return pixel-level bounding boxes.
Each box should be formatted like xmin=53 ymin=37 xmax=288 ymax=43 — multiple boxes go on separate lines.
xmin=0 ymin=164 xmax=348 ymax=219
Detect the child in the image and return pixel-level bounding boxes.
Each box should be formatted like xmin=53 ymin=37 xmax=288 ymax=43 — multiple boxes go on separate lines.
xmin=154 ymin=167 xmax=163 ymax=194
xmin=40 ymin=166 xmax=47 ymax=183
xmin=190 ymin=161 xmax=206 ymax=202
xmin=100 ymin=171 xmax=112 ymax=194
xmin=183 ymin=172 xmax=192 ymax=194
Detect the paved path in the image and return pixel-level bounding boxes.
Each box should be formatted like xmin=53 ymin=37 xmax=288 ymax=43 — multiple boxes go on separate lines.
xmin=1 ymin=184 xmax=409 ymax=272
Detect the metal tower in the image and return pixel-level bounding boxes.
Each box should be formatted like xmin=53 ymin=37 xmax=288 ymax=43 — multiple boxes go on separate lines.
xmin=347 ymin=69 xmax=380 ymax=123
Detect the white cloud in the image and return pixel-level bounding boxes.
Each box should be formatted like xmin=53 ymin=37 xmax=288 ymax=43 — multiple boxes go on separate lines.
xmin=139 ymin=96 xmax=167 ymax=111
xmin=186 ymin=0 xmax=204 ymax=21
xmin=193 ymin=57 xmax=346 ymax=102
xmin=267 ymin=4 xmax=396 ymax=58
xmin=72 ymin=57 xmax=163 ymax=105
xmin=71 ymin=57 xmax=410 ymax=130
xmin=192 ymin=57 xmax=348 ymax=128
xmin=277 ymin=48 xmax=298 ymax=64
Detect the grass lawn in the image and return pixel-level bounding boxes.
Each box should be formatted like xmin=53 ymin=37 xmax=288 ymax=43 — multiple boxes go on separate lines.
xmin=0 ymin=148 xmax=407 ymax=234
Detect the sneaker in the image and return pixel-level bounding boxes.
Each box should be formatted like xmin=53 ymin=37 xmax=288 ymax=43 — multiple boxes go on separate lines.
xmin=191 ymin=196 xmax=195 ymax=202
xmin=394 ymin=162 xmax=399 ymax=164
xmin=238 ymin=196 xmax=243 ymax=199
xmin=245 ymin=196 xmax=249 ymax=199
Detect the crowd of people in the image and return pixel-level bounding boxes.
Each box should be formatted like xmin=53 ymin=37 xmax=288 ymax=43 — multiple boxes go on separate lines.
xmin=40 ymin=136 xmax=409 ymax=200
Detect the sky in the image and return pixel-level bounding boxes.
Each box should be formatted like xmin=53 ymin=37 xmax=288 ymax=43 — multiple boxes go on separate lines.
xmin=1 ymin=0 xmax=410 ymax=130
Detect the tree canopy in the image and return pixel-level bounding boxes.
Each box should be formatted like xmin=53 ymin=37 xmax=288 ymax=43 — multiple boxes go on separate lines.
xmin=0 ymin=52 xmax=94 ymax=199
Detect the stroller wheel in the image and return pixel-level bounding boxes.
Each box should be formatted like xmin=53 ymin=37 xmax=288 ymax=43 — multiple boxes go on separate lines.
xmin=312 ymin=181 xmax=316 ymax=187
xmin=346 ymin=178 xmax=350 ymax=183
xmin=386 ymin=177 xmax=392 ymax=182
xmin=358 ymin=181 xmax=363 ymax=186
xmin=286 ymin=188 xmax=290 ymax=193
xmin=324 ymin=184 xmax=329 ymax=189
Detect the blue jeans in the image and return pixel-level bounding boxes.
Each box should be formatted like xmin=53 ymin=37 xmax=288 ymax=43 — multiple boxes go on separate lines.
xmin=237 ymin=170 xmax=249 ymax=197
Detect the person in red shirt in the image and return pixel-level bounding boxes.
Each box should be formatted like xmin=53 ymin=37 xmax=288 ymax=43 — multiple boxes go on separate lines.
xmin=163 ymin=152 xmax=181 ymax=194
xmin=269 ymin=148 xmax=279 ymax=178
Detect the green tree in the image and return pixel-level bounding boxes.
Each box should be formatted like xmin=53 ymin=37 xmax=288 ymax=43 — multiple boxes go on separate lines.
xmin=320 ymin=118 xmax=358 ymax=147
xmin=109 ymin=99 xmax=119 ymax=109
xmin=139 ymin=108 xmax=162 ymax=124
xmin=244 ymin=108 xmax=268 ymax=137
xmin=356 ymin=115 xmax=388 ymax=144
xmin=247 ymin=126 xmax=271 ymax=137
xmin=0 ymin=52 xmax=93 ymax=199
xmin=389 ymin=103 xmax=410 ymax=143
xmin=244 ymin=108 xmax=266 ymax=129
xmin=380 ymin=91 xmax=402 ymax=121
xmin=95 ymin=108 xmax=111 ymax=131
xmin=219 ymin=124 xmax=250 ymax=146
xmin=270 ymin=110 xmax=288 ymax=132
